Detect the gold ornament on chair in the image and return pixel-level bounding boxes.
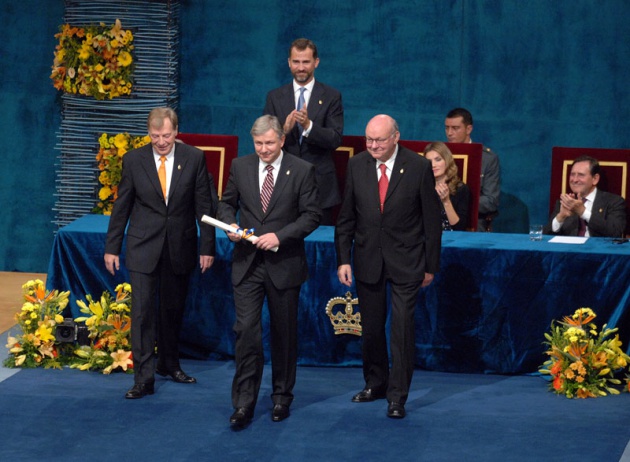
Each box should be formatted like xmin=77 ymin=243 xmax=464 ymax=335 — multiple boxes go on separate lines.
xmin=325 ymin=292 xmax=361 ymax=336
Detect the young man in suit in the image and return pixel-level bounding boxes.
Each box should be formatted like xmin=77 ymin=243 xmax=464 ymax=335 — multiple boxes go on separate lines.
xmin=263 ymin=38 xmax=343 ymax=225
xmin=445 ymin=107 xmax=501 ymax=231
xmin=544 ymin=155 xmax=627 ymax=237
xmin=104 ymin=107 xmax=217 ymax=399
xmin=218 ymin=115 xmax=321 ymax=428
xmin=335 ymin=115 xmax=443 ymax=419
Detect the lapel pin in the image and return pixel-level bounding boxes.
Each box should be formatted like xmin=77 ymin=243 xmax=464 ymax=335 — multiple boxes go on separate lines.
xmin=599 ymin=208 xmax=603 ymax=213
xmin=319 ymin=100 xmax=323 ymax=105
xmin=286 ymin=170 xmax=291 ymax=175
xmin=400 ymin=169 xmax=404 ymax=174
xmin=178 ymin=165 xmax=181 ymax=170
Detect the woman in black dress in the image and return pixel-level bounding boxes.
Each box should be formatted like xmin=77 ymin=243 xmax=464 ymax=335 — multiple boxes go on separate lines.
xmin=423 ymin=142 xmax=470 ymax=231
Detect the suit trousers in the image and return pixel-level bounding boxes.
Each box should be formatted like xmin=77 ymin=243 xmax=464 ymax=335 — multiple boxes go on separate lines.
xmin=231 ymin=254 xmax=300 ymax=409
xmin=356 ymin=272 xmax=422 ymax=404
xmin=129 ymin=241 xmax=190 ymax=384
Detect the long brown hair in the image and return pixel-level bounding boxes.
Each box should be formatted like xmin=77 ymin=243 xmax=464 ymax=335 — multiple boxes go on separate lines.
xmin=423 ymin=141 xmax=461 ymax=196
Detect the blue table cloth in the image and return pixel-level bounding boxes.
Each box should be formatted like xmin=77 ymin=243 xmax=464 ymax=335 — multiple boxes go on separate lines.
xmin=47 ymin=214 xmax=630 ymax=374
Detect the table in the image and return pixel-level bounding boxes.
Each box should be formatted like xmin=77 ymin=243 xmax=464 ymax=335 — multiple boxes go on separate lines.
xmin=47 ymin=214 xmax=630 ymax=374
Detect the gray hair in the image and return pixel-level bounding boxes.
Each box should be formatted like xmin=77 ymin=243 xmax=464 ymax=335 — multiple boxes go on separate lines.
xmin=147 ymin=107 xmax=178 ymax=131
xmin=250 ymin=115 xmax=284 ymax=139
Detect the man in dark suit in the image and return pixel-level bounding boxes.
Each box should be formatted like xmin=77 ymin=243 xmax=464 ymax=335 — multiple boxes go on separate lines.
xmin=218 ymin=115 xmax=321 ymax=428
xmin=335 ymin=114 xmax=442 ymax=419
xmin=104 ymin=107 xmax=216 ymax=399
xmin=544 ymin=155 xmax=627 ymax=237
xmin=263 ymin=38 xmax=343 ymax=225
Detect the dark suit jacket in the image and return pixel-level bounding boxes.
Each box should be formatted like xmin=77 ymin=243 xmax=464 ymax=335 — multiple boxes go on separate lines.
xmin=335 ymin=145 xmax=443 ymax=284
xmin=217 ymin=152 xmax=321 ymax=289
xmin=543 ymin=189 xmax=627 ymax=237
xmin=263 ymin=81 xmax=343 ymax=209
xmin=105 ymin=142 xmax=216 ymax=274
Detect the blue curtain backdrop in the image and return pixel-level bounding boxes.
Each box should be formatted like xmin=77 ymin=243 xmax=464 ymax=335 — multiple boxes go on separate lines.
xmin=1 ymin=0 xmax=630 ymax=271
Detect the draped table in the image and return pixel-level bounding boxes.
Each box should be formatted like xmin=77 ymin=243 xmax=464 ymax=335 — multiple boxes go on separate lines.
xmin=47 ymin=214 xmax=630 ymax=374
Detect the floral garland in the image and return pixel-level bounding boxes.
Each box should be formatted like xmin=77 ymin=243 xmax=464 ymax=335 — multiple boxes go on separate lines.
xmin=50 ymin=19 xmax=135 ymax=100
xmin=93 ymin=132 xmax=150 ymax=215
xmin=4 ymin=281 xmax=133 ymax=375
xmin=539 ymin=307 xmax=630 ymax=398
xmin=4 ymin=280 xmax=70 ymax=369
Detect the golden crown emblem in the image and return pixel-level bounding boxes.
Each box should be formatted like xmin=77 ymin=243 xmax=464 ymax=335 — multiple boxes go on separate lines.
xmin=325 ymin=291 xmax=361 ymax=336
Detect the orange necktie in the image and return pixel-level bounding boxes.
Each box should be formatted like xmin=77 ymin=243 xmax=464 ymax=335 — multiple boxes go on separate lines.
xmin=158 ymin=155 xmax=167 ymax=199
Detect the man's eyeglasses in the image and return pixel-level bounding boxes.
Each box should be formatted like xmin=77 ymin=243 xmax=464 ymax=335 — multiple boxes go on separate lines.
xmin=365 ymin=133 xmax=395 ymax=146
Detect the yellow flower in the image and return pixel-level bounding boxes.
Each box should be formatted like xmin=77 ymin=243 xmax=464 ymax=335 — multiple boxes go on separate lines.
xmin=99 ymin=171 xmax=111 ymax=185
xmin=99 ymin=186 xmax=112 ymax=201
xmin=117 ymin=51 xmax=132 ymax=67
xmin=78 ymin=46 xmax=90 ymax=60
xmin=110 ymin=349 xmax=133 ymax=371
xmin=35 ymin=324 xmax=55 ymax=343
xmin=113 ymin=133 xmax=129 ymax=149
xmin=99 ymin=133 xmax=111 ymax=148
xmin=55 ymin=314 xmax=64 ymax=324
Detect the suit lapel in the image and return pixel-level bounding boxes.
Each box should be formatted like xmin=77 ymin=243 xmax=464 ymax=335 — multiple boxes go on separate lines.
xmin=170 ymin=144 xmax=189 ymax=201
xmin=363 ymin=155 xmax=381 ymax=207
xmin=139 ymin=148 xmax=164 ymax=202
xmin=263 ymin=153 xmax=292 ymax=216
xmin=307 ymin=82 xmax=324 ymax=122
xmin=386 ymin=147 xmax=408 ymax=201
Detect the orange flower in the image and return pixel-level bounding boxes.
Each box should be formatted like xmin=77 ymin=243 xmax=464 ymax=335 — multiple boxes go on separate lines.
xmin=550 ymin=361 xmax=562 ymax=376
xmin=576 ymin=388 xmax=596 ymax=399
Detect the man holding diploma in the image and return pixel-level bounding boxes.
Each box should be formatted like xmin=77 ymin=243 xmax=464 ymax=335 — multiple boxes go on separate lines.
xmin=218 ymin=115 xmax=321 ymax=428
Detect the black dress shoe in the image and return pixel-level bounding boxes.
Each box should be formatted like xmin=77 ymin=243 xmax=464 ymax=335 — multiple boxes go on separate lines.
xmin=387 ymin=402 xmax=406 ymax=419
xmin=271 ymin=404 xmax=290 ymax=422
xmin=125 ymin=383 xmax=154 ymax=399
xmin=351 ymin=388 xmax=386 ymax=403
xmin=155 ymin=368 xmax=196 ymax=384
xmin=230 ymin=407 xmax=253 ymax=427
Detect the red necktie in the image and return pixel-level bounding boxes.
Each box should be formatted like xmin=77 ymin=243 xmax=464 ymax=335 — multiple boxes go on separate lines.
xmin=378 ymin=163 xmax=388 ymax=213
xmin=260 ymin=165 xmax=274 ymax=212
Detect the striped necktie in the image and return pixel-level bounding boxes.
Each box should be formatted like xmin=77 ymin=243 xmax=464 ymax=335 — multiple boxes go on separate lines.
xmin=260 ymin=165 xmax=274 ymax=212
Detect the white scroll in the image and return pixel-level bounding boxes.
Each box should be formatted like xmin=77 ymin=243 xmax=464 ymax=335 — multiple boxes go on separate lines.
xmin=201 ymin=215 xmax=278 ymax=252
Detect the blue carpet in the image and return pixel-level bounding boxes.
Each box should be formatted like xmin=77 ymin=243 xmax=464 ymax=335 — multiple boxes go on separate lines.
xmin=1 ymin=333 xmax=630 ymax=461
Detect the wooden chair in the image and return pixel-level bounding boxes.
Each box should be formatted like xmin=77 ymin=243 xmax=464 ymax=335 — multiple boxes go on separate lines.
xmin=550 ymin=147 xmax=630 ymax=236
xmin=177 ymin=133 xmax=238 ymax=199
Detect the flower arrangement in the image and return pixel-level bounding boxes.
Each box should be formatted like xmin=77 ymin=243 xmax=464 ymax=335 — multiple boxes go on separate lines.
xmin=539 ymin=307 xmax=630 ymax=398
xmin=4 ymin=281 xmax=133 ymax=375
xmin=4 ymin=280 xmax=70 ymax=369
xmin=93 ymin=132 xmax=150 ymax=215
xmin=70 ymin=283 xmax=133 ymax=374
xmin=50 ymin=19 xmax=135 ymax=100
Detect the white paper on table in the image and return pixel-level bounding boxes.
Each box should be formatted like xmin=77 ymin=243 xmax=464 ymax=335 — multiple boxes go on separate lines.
xmin=201 ymin=215 xmax=278 ymax=252
xmin=548 ymin=236 xmax=588 ymax=244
